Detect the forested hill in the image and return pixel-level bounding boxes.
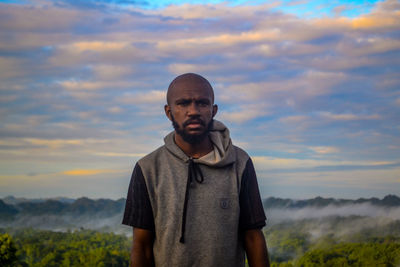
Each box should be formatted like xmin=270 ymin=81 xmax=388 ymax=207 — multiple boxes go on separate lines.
xmin=0 ymin=197 xmax=126 ymax=217
xmin=0 ymin=197 xmax=128 ymax=234
xmin=1 ymin=195 xmax=399 ymax=218
xmin=0 ymin=195 xmax=400 ymax=267
xmin=263 ymin=194 xmax=400 ymax=209
xmin=1 ymin=195 xmax=400 ymax=266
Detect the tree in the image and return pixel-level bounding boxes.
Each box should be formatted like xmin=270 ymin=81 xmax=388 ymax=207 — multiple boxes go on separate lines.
xmin=0 ymin=233 xmax=18 ymax=266
xmin=297 ymin=242 xmax=400 ymax=266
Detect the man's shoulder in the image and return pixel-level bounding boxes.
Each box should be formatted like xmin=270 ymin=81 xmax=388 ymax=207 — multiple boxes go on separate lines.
xmin=137 ymin=145 xmax=167 ymax=166
xmin=232 ymin=144 xmax=250 ymax=162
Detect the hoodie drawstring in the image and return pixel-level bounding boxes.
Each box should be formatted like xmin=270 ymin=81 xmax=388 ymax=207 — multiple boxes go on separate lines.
xmin=179 ymin=158 xmax=204 ymax=243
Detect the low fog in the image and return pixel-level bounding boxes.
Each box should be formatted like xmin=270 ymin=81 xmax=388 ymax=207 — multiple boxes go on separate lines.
xmin=266 ymin=203 xmax=400 ymax=223
xmin=264 ymin=204 xmax=400 ymax=243
xmin=1 ymin=202 xmax=399 ymax=239
xmin=0 ymin=213 xmax=132 ymax=236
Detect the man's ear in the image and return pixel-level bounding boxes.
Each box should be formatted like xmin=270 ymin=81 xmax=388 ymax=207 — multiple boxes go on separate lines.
xmin=165 ymin=104 xmax=172 ymax=121
xmin=212 ymin=104 xmax=218 ymax=117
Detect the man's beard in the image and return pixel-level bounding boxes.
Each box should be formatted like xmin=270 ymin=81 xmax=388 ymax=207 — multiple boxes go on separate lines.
xmin=171 ymin=115 xmax=213 ymax=145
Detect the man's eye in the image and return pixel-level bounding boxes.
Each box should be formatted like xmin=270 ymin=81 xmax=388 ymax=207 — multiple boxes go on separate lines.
xmin=178 ymin=101 xmax=190 ymax=106
xmin=198 ymin=101 xmax=209 ymax=107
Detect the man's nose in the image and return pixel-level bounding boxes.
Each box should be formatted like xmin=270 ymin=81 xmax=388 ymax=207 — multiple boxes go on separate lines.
xmin=187 ymin=102 xmax=200 ymax=116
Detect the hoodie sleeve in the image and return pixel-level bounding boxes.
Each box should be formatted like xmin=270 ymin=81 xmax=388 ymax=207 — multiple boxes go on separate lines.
xmin=122 ymin=163 xmax=155 ymax=230
xmin=239 ymin=158 xmax=267 ymax=230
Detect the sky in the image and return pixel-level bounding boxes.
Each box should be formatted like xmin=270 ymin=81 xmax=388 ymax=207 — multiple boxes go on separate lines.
xmin=0 ymin=0 xmax=399 ymax=200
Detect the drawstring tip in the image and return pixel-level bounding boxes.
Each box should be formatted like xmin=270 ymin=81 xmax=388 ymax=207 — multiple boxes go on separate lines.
xmin=179 ymin=236 xmax=185 ymax=243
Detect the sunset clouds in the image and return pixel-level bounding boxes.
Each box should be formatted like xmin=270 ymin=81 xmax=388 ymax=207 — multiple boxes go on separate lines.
xmin=0 ymin=0 xmax=399 ymax=199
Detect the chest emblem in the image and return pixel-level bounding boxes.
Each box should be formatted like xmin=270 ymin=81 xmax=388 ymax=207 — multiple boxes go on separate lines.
xmin=219 ymin=198 xmax=231 ymax=209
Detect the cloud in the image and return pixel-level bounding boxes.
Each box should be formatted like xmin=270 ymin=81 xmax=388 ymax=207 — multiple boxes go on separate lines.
xmin=218 ymin=105 xmax=269 ymax=123
xmin=119 ymin=90 xmax=166 ymax=104
xmin=309 ymin=146 xmax=339 ymax=154
xmin=107 ymin=106 xmax=124 ymax=114
xmin=59 ymin=80 xmax=108 ymax=90
xmin=0 ymin=95 xmax=18 ymax=103
xmin=57 ymin=79 xmax=141 ymax=94
xmin=351 ymin=13 xmax=399 ymax=30
xmin=218 ymin=70 xmax=346 ymax=108
xmin=91 ymin=64 xmax=134 ymax=80
xmin=319 ymin=112 xmax=381 ymax=121
xmin=168 ymin=63 xmax=221 ymax=75
xmin=49 ymin=41 xmax=150 ymax=67
xmin=93 ymin=152 xmax=146 ymax=157
xmin=21 ymin=138 xmax=107 ymax=149
xmin=69 ymin=41 xmax=129 ymax=52
xmin=257 ymin=167 xmax=400 ymax=200
xmin=0 ymin=0 xmax=399 ymax=199
xmin=62 ymin=168 xmax=123 ymax=176
xmin=0 ymin=170 xmax=131 ymax=199
xmin=56 ymin=0 xmax=147 ymax=10
xmin=0 ymin=57 xmax=26 ymax=80
xmin=252 ymin=156 xmax=397 ymax=171
xmin=154 ymin=2 xmax=279 ymax=20
xmin=279 ymin=115 xmax=309 ymax=124
xmin=157 ymin=30 xmax=281 ymax=55
xmin=0 ymin=3 xmax=80 ymax=32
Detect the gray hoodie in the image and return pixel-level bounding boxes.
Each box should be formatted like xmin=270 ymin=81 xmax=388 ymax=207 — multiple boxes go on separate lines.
xmin=137 ymin=120 xmax=251 ymax=267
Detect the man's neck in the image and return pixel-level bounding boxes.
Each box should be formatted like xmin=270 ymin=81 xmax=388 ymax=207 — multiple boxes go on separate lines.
xmin=174 ymin=133 xmax=213 ymax=159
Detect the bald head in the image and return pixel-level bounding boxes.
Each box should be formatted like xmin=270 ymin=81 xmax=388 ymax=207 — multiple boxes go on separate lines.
xmin=166 ymin=73 xmax=214 ymax=105
xmin=164 ymin=73 xmax=218 ymax=147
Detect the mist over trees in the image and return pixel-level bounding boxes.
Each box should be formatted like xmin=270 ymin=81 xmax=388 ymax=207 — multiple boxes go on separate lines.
xmin=265 ymin=217 xmax=400 ymax=266
xmin=1 ymin=195 xmax=399 ymax=266
xmin=262 ymin=195 xmax=400 ymax=266
xmin=0 ymin=229 xmax=130 ymax=267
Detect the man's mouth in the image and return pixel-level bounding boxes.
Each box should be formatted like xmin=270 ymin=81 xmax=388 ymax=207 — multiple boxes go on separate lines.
xmin=184 ymin=120 xmax=205 ymax=127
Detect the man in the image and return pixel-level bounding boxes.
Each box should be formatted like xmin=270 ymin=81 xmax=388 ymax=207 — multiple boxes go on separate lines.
xmin=123 ymin=73 xmax=270 ymax=267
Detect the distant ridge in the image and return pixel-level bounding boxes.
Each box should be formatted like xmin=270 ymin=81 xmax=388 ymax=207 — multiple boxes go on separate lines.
xmin=0 ymin=199 xmax=19 ymax=217
xmin=1 ymin=195 xmax=399 ymax=218
xmin=2 ymin=195 xmax=76 ymax=205
xmin=1 ymin=195 xmax=399 ymax=233
xmin=0 ymin=197 xmax=126 ymax=217
xmin=263 ymin=194 xmax=400 ymax=209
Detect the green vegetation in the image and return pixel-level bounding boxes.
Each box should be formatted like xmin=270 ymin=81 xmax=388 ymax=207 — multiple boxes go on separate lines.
xmin=267 ymin=228 xmax=309 ymax=262
xmin=1 ymin=194 xmax=400 ymax=266
xmin=0 ymin=228 xmax=130 ymax=267
xmin=1 ymin=222 xmax=399 ymax=266
xmin=297 ymin=242 xmax=400 ymax=267
xmin=0 ymin=233 xmax=19 ymax=266
xmin=264 ymin=217 xmax=400 ymax=267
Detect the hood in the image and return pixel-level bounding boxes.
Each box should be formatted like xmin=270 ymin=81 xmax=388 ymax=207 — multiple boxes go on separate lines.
xmin=164 ymin=119 xmax=236 ymax=167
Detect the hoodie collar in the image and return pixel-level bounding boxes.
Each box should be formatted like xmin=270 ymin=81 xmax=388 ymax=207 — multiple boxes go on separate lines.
xmin=164 ymin=120 xmax=236 ymax=167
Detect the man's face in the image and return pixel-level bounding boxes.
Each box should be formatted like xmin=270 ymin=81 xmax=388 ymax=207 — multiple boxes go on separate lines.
xmin=165 ymin=78 xmax=217 ymax=144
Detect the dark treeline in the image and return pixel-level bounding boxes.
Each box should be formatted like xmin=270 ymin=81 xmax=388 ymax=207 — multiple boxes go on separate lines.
xmin=1 ymin=195 xmax=399 ymax=219
xmin=1 ymin=221 xmax=400 ymax=267
xmin=0 ymin=228 xmax=130 ymax=267
xmin=263 ymin=194 xmax=400 ymax=209
xmin=0 ymin=197 xmax=126 ymax=218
